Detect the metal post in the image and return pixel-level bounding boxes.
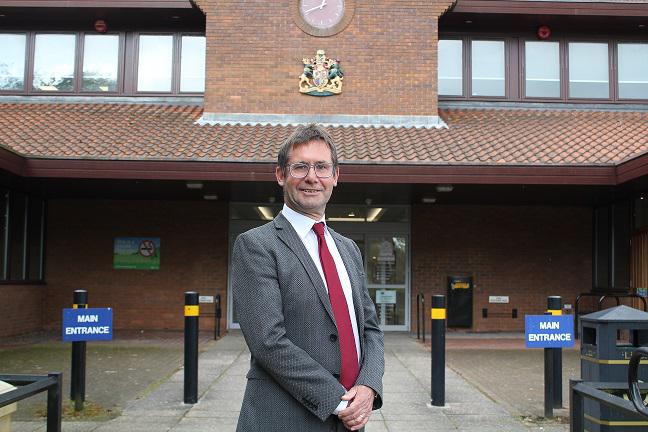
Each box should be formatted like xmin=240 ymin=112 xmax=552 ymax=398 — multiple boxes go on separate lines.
xmin=431 ymin=295 xmax=446 ymax=407
xmin=215 ymin=294 xmax=221 ymax=340
xmin=416 ymin=294 xmax=420 ymax=340
xmin=547 ymin=295 xmax=563 ymax=409
xmin=569 ymin=379 xmax=583 ymax=432
xmin=544 ymin=346 xmax=554 ymax=418
xmin=184 ymin=291 xmax=199 ymax=404
xmin=70 ymin=289 xmax=87 ymax=412
xmin=421 ymin=295 xmax=425 ymax=343
xmin=47 ymin=372 xmax=62 ymax=432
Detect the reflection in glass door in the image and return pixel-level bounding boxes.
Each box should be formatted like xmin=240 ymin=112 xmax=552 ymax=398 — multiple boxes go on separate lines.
xmin=365 ymin=236 xmax=408 ymax=330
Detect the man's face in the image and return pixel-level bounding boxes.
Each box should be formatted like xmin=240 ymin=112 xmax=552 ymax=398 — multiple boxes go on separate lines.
xmin=276 ymin=139 xmax=339 ymax=220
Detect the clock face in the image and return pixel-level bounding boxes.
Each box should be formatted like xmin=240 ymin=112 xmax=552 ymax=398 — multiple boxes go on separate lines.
xmin=299 ymin=0 xmax=345 ymax=30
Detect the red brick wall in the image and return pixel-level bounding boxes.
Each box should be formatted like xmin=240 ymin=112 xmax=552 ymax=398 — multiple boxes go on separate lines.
xmin=194 ymin=0 xmax=455 ymax=116
xmin=411 ymin=205 xmax=592 ymax=332
xmin=43 ymin=199 xmax=229 ymax=333
xmin=0 ymin=285 xmax=43 ymax=337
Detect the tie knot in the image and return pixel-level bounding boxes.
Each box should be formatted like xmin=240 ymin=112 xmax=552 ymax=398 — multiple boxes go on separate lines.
xmin=312 ymin=222 xmax=326 ymax=238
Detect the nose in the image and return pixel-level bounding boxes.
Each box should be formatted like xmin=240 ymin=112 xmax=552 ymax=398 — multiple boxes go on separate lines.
xmin=304 ymin=165 xmax=319 ymax=182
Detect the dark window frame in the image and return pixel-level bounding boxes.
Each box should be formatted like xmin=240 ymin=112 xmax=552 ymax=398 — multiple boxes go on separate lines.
xmin=439 ymin=33 xmax=648 ymax=104
xmin=0 ymin=30 xmax=205 ymax=97
xmin=0 ymin=190 xmax=46 ymax=284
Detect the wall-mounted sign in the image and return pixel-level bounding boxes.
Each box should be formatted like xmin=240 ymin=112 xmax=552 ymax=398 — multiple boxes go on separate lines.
xmin=299 ymin=50 xmax=343 ymax=96
xmin=376 ymin=289 xmax=397 ymax=304
xmin=637 ymin=287 xmax=648 ymax=298
xmin=62 ymin=308 xmax=113 ymax=342
xmin=114 ymin=237 xmax=160 ymax=270
xmin=489 ymin=296 xmax=509 ymax=304
xmin=199 ymin=296 xmax=214 ymax=304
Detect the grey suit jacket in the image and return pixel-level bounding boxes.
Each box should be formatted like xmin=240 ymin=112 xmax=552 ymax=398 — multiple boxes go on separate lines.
xmin=232 ymin=212 xmax=384 ymax=432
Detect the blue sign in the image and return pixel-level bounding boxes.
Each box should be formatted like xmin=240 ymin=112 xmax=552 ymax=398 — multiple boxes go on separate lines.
xmin=525 ymin=315 xmax=574 ymax=348
xmin=62 ymin=308 xmax=113 ymax=342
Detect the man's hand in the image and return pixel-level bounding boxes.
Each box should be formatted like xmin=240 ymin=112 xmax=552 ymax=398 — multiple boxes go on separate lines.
xmin=337 ymin=385 xmax=374 ymax=431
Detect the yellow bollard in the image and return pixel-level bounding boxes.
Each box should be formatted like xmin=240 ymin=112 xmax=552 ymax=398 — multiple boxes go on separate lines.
xmin=0 ymin=380 xmax=17 ymax=432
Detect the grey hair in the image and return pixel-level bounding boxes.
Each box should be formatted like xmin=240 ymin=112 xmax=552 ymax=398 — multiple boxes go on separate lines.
xmin=277 ymin=124 xmax=338 ymax=171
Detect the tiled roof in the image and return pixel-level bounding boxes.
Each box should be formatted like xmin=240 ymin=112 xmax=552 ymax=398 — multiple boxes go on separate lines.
xmin=0 ymin=102 xmax=647 ymax=167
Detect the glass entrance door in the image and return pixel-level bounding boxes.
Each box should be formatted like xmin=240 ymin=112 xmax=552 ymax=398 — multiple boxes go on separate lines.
xmin=227 ymin=203 xmax=410 ymax=331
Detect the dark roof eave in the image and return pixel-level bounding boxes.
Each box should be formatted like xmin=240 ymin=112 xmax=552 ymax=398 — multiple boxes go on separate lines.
xmin=451 ymin=0 xmax=648 ymax=17
xmin=17 ymin=158 xmax=618 ymax=186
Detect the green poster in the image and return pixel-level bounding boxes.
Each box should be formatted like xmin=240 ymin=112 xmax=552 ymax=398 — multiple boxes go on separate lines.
xmin=113 ymin=237 xmax=160 ymax=270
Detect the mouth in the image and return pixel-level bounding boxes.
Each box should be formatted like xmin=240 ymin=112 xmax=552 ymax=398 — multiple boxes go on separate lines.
xmin=300 ymin=188 xmax=322 ymax=194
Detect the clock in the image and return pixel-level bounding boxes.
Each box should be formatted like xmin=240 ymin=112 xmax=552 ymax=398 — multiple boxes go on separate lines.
xmin=294 ymin=0 xmax=355 ymax=37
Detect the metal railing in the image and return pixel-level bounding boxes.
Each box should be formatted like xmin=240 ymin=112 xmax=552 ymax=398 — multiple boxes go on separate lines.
xmin=570 ymin=347 xmax=648 ymax=431
xmin=0 ymin=372 xmax=62 ymax=432
xmin=574 ymin=292 xmax=648 ymax=339
xmin=415 ymin=293 xmax=425 ymax=343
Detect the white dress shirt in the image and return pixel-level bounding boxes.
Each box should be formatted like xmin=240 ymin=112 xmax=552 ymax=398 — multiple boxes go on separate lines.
xmin=281 ymin=204 xmax=360 ymax=413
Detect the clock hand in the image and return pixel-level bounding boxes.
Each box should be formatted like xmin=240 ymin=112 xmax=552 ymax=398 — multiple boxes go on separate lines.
xmin=304 ymin=0 xmax=327 ymax=14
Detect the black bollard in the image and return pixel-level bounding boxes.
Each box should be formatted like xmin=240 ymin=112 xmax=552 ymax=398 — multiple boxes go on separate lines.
xmin=431 ymin=295 xmax=446 ymax=407
xmin=70 ymin=290 xmax=87 ymax=412
xmin=544 ymin=295 xmax=563 ymax=417
xmin=184 ymin=291 xmax=199 ymax=404
xmin=547 ymin=296 xmax=563 ymax=409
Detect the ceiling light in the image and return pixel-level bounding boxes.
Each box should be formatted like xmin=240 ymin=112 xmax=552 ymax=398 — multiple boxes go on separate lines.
xmin=256 ymin=206 xmax=274 ymax=221
xmin=366 ymin=208 xmax=385 ymax=223
xmin=435 ymin=184 xmax=454 ymax=193
xmin=203 ymin=194 xmax=218 ymax=200
xmin=328 ymin=217 xmax=365 ymax=222
xmin=186 ymin=181 xmax=203 ymax=190
xmin=422 ymin=197 xmax=437 ymax=204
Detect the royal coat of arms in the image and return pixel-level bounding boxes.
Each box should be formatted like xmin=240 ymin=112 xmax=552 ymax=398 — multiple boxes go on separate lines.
xmin=299 ymin=50 xmax=343 ymax=96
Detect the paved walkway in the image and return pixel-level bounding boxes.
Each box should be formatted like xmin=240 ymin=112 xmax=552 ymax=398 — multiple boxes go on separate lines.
xmin=13 ymin=332 xmax=568 ymax=432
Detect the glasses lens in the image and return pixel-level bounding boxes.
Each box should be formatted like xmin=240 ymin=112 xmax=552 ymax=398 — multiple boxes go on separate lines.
xmin=315 ymin=163 xmax=333 ymax=178
xmin=290 ymin=163 xmax=309 ymax=178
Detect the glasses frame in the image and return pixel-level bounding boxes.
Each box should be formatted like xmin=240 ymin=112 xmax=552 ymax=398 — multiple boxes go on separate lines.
xmin=286 ymin=162 xmax=336 ymax=179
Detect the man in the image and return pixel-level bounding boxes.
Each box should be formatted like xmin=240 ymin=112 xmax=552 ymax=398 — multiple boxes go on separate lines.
xmin=232 ymin=124 xmax=384 ymax=431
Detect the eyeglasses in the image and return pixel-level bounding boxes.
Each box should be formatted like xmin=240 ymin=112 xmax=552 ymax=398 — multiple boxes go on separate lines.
xmin=287 ymin=162 xmax=336 ymax=179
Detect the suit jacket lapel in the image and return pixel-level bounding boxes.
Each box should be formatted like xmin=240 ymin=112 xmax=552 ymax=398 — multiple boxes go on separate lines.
xmin=274 ymin=213 xmax=336 ymax=324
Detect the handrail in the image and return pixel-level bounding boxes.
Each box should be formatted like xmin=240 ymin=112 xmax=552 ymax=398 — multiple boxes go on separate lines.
xmin=0 ymin=372 xmax=62 ymax=432
xmin=574 ymin=292 xmax=601 ymax=339
xmin=597 ymin=294 xmax=621 ymax=310
xmin=416 ymin=293 xmax=425 ymax=343
xmin=628 ymin=347 xmax=648 ymax=418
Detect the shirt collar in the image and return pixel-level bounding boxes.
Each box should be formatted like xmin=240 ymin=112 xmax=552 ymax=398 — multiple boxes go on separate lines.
xmin=281 ymin=204 xmax=327 ymax=240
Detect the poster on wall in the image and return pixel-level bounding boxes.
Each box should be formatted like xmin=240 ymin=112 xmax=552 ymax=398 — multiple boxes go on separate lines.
xmin=113 ymin=237 xmax=160 ymax=270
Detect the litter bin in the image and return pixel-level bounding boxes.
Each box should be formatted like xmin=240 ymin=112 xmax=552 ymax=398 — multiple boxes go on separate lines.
xmin=580 ymin=305 xmax=648 ymax=431
xmin=0 ymin=380 xmax=17 ymax=432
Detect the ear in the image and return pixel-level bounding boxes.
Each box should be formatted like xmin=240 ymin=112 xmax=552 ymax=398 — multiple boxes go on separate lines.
xmin=332 ymin=166 xmax=339 ymax=187
xmin=275 ymin=165 xmax=285 ymax=187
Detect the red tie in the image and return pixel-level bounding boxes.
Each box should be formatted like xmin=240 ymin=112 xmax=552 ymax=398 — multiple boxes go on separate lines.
xmin=312 ymin=222 xmax=359 ymax=390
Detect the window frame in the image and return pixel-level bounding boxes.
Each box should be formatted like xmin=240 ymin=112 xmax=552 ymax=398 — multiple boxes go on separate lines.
xmin=0 ymin=30 xmax=205 ymax=97
xmin=438 ymin=33 xmax=648 ymax=104
xmin=468 ymin=37 xmax=509 ymax=99
xmin=0 ymin=32 xmax=29 ymax=94
xmin=0 ymin=190 xmax=46 ymax=284
xmin=615 ymin=40 xmax=648 ymax=102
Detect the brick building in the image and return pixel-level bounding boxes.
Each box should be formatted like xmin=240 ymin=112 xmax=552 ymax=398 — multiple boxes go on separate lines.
xmin=1 ymin=0 xmax=648 ymax=337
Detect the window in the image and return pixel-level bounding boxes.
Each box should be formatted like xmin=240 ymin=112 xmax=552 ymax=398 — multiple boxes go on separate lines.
xmin=0 ymin=31 xmax=205 ymax=96
xmin=137 ymin=35 xmax=174 ymax=92
xmin=0 ymin=34 xmax=26 ymax=91
xmin=180 ymin=36 xmax=206 ymax=93
xmin=439 ymin=37 xmax=648 ymax=103
xmin=525 ymin=41 xmax=560 ymax=98
xmin=438 ymin=39 xmax=463 ymax=96
xmin=33 ymin=34 xmax=76 ymax=92
xmin=471 ymin=40 xmax=505 ymax=97
xmin=82 ymin=34 xmax=120 ymax=92
xmin=618 ymin=43 xmax=648 ymax=100
xmin=568 ymin=42 xmax=609 ymax=99
xmin=0 ymin=191 xmax=45 ymax=282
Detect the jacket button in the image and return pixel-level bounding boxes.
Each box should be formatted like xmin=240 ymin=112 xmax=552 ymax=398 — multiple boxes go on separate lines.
xmin=330 ymin=334 xmax=338 ymax=342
